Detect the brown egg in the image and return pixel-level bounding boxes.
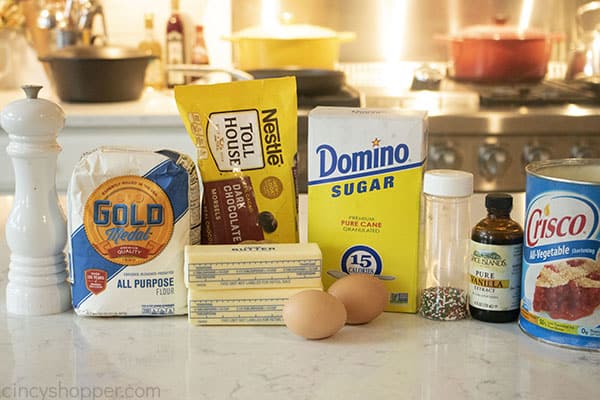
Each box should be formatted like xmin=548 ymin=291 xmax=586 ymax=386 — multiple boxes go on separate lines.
xmin=283 ymin=290 xmax=347 ymax=340
xmin=328 ymin=274 xmax=388 ymax=324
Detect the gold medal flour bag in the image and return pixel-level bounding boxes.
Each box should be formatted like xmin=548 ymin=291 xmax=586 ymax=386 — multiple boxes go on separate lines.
xmin=175 ymin=77 xmax=299 ymax=244
xmin=68 ymin=147 xmax=202 ymax=316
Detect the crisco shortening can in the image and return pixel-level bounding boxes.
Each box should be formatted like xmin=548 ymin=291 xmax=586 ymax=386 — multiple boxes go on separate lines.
xmin=520 ymin=159 xmax=600 ymax=350
xmin=307 ymin=107 xmax=427 ymax=312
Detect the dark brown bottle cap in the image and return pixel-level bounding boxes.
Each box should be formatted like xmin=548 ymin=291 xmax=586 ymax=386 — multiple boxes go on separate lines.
xmin=485 ymin=193 xmax=513 ymax=211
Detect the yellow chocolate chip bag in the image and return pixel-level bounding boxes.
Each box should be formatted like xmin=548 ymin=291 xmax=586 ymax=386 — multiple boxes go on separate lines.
xmin=175 ymin=77 xmax=299 ymax=244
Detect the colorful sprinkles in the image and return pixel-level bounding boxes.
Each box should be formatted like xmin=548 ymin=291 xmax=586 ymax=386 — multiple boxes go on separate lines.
xmin=419 ymin=286 xmax=468 ymax=321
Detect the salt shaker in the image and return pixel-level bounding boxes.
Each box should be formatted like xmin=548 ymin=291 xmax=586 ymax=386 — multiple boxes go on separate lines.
xmin=418 ymin=169 xmax=473 ymax=320
xmin=1 ymin=85 xmax=71 ymax=315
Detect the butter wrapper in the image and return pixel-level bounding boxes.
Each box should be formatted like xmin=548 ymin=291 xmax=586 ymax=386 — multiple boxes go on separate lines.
xmin=185 ymin=242 xmax=322 ymax=290
xmin=188 ymin=286 xmax=322 ymax=326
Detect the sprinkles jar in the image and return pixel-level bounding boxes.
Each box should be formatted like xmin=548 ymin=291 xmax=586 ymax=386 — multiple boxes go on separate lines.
xmin=418 ymin=170 xmax=473 ymax=321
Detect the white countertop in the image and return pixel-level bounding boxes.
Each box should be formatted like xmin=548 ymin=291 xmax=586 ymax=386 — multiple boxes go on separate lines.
xmin=0 ymin=87 xmax=183 ymax=127
xmin=0 ymin=194 xmax=598 ymax=400
xmin=0 ymin=88 xmax=196 ymax=192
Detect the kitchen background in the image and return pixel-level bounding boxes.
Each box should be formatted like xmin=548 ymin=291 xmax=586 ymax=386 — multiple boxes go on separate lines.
xmin=232 ymin=0 xmax=575 ymax=62
xmin=105 ymin=0 xmax=585 ymax=64
xmin=103 ymin=0 xmax=231 ymax=65
xmin=2 ymin=0 xmax=600 ymax=207
xmin=10 ymin=0 xmax=232 ymax=84
xmin=10 ymin=0 xmax=595 ymax=84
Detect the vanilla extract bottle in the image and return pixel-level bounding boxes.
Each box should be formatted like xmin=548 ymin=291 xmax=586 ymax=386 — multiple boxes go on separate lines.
xmin=469 ymin=193 xmax=523 ymax=323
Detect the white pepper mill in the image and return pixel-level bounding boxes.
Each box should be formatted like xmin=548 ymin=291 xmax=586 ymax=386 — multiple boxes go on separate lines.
xmin=1 ymin=85 xmax=71 ymax=315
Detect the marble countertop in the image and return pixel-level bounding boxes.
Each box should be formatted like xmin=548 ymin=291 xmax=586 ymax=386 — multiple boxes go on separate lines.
xmin=0 ymin=194 xmax=599 ymax=400
xmin=0 ymin=88 xmax=183 ymax=128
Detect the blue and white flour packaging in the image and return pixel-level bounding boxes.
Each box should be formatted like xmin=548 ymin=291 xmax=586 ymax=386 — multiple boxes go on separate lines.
xmin=67 ymin=147 xmax=202 ymax=316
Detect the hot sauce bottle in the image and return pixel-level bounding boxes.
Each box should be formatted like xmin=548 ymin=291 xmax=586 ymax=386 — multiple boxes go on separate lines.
xmin=191 ymin=25 xmax=209 ymax=65
xmin=469 ymin=193 xmax=523 ymax=322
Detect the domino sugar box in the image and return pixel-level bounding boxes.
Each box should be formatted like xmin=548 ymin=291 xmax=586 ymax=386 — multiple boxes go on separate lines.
xmin=307 ymin=107 xmax=428 ymax=313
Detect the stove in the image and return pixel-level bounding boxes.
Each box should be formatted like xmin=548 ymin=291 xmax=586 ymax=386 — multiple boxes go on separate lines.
xmin=298 ymin=85 xmax=361 ymax=109
xmin=296 ymin=84 xmax=361 ymax=193
xmin=243 ymin=67 xmax=362 ymax=194
xmin=475 ymin=80 xmax=599 ymax=107
xmin=334 ymin=62 xmax=600 ymax=193
xmin=425 ymin=82 xmax=600 ymax=192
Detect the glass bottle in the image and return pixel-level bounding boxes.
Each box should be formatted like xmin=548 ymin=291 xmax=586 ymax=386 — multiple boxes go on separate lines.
xmin=189 ymin=24 xmax=210 ymax=82
xmin=166 ymin=0 xmax=186 ymax=88
xmin=418 ymin=169 xmax=473 ymax=321
xmin=191 ymin=25 xmax=209 ymax=65
xmin=469 ymin=193 xmax=523 ymax=323
xmin=138 ymin=13 xmax=164 ymax=90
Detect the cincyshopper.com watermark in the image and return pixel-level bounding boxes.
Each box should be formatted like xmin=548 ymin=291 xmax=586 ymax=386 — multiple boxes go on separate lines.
xmin=1 ymin=381 xmax=160 ymax=400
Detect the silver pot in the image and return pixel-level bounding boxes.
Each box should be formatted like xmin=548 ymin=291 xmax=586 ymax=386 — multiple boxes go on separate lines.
xmin=566 ymin=1 xmax=600 ymax=80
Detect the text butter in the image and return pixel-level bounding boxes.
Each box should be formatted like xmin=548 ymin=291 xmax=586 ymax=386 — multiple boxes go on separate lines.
xmin=188 ymin=287 xmax=320 ymax=326
xmin=185 ymin=243 xmax=322 ymax=290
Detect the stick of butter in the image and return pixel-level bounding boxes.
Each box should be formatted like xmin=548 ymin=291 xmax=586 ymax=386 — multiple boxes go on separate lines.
xmin=188 ymin=287 xmax=322 ymax=326
xmin=184 ymin=243 xmax=323 ymax=290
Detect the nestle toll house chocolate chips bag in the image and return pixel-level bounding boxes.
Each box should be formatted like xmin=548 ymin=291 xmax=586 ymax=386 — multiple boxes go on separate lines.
xmin=175 ymin=77 xmax=299 ymax=244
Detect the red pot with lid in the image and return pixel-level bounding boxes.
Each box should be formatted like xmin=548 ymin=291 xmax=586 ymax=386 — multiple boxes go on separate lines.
xmin=439 ymin=22 xmax=562 ymax=83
